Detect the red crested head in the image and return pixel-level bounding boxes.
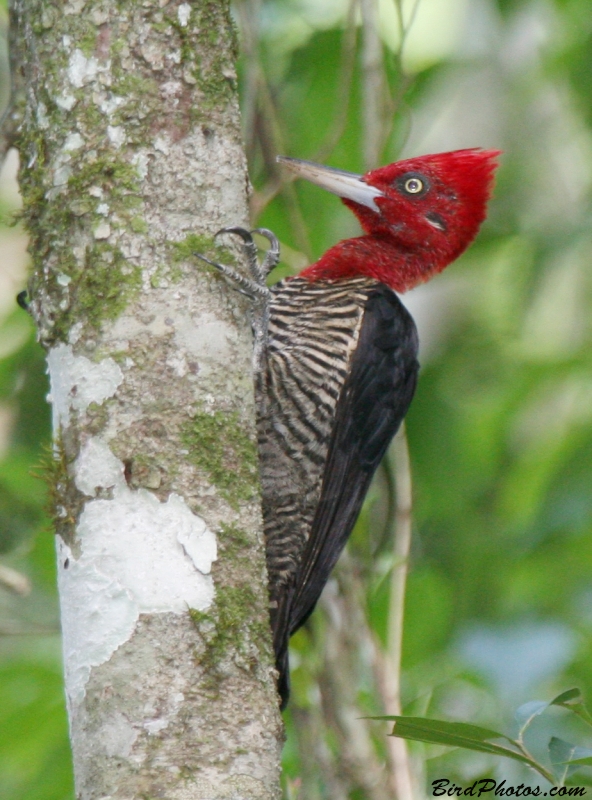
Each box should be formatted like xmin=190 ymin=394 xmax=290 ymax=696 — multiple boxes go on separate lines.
xmin=277 ymin=149 xmax=500 ymax=292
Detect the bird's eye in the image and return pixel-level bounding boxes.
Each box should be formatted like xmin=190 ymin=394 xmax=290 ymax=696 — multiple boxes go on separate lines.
xmin=395 ymin=172 xmax=429 ymax=197
xmin=404 ymin=177 xmax=424 ymax=194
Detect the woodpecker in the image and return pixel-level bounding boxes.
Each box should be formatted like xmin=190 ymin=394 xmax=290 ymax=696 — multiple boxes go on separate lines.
xmin=200 ymin=149 xmax=500 ymax=707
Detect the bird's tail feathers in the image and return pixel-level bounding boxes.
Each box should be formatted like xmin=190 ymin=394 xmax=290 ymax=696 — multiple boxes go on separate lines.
xmin=270 ymin=588 xmax=294 ymax=710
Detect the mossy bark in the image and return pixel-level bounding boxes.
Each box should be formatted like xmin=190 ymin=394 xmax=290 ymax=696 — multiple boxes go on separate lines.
xmin=9 ymin=0 xmax=283 ymax=797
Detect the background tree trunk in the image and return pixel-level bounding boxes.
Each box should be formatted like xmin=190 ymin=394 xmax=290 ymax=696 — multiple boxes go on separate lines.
xmin=10 ymin=0 xmax=283 ymax=797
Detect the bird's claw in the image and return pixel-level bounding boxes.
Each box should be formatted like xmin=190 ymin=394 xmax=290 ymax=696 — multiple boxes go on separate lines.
xmin=193 ymin=252 xmax=262 ymax=299
xmin=214 ymin=226 xmax=280 ymax=285
xmin=194 ymin=226 xmax=280 ymax=301
xmin=194 ymin=227 xmax=278 ymax=373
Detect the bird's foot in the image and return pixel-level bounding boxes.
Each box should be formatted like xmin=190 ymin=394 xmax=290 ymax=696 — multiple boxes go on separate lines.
xmin=194 ymin=227 xmax=279 ymax=301
xmin=194 ymin=227 xmax=280 ymax=370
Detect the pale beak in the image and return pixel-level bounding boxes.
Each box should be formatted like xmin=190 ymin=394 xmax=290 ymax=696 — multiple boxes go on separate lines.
xmin=277 ymin=156 xmax=384 ymax=213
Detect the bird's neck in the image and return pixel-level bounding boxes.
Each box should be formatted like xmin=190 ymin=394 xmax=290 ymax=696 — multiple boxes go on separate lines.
xmin=298 ymin=234 xmax=448 ymax=293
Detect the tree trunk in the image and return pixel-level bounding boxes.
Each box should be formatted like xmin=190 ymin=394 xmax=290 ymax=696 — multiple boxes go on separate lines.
xmin=9 ymin=0 xmax=283 ymax=797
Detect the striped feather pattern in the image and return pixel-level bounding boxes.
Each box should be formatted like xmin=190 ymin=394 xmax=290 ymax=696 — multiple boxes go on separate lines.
xmin=256 ymin=276 xmax=380 ymax=609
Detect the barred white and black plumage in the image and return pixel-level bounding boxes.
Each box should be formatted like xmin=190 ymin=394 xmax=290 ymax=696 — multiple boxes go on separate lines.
xmin=213 ymin=149 xmax=498 ymax=708
xmin=257 ymin=276 xmax=419 ymax=706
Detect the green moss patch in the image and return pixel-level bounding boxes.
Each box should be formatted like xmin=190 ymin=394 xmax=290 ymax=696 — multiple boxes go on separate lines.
xmin=218 ymin=522 xmax=252 ymax=559
xmin=46 ymin=242 xmax=142 ymax=343
xmin=181 ymin=409 xmax=259 ymax=507
xmin=33 ymin=439 xmax=79 ymax=545
xmin=189 ymin=582 xmax=269 ymax=686
xmin=172 ymin=233 xmax=237 ymax=267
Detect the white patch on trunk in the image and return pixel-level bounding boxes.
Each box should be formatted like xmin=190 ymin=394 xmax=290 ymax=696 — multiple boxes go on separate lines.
xmin=108 ymin=304 xmax=245 ymax=382
xmin=100 ymin=94 xmax=124 ymax=116
xmin=107 ymin=125 xmax=125 ymax=148
xmin=67 ymin=49 xmax=99 ymax=88
xmin=74 ymin=437 xmax=125 ymax=496
xmin=56 ymin=93 xmax=77 ymax=111
xmin=178 ymin=3 xmax=191 ymax=26
xmin=46 ymin=343 xmax=124 ymax=430
xmin=59 ymin=437 xmax=217 ymax=712
xmin=99 ymin=712 xmax=139 ymax=758
xmin=93 ymin=222 xmax=111 ymax=239
xmin=63 ymin=132 xmax=84 ymax=151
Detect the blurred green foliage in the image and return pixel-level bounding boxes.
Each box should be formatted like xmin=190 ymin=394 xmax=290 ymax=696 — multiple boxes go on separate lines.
xmin=0 ymin=313 xmax=70 ymax=799
xmin=3 ymin=0 xmax=592 ymax=796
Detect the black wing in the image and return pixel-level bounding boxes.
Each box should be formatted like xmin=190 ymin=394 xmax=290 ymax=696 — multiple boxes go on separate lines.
xmin=276 ymin=285 xmax=419 ymax=704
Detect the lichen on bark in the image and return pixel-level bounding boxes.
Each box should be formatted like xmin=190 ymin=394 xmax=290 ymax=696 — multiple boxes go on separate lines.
xmin=9 ymin=0 xmax=283 ymax=796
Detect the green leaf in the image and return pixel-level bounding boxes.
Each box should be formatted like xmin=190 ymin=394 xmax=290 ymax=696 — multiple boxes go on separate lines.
xmin=367 ymin=716 xmax=557 ymax=782
xmin=550 ymin=688 xmax=592 ymax=728
xmin=551 ymin=688 xmax=583 ymax=705
xmin=549 ymin=737 xmax=582 ymax=784
xmin=550 ymin=739 xmax=592 ymax=769
xmin=369 ymin=716 xmax=524 ymax=759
